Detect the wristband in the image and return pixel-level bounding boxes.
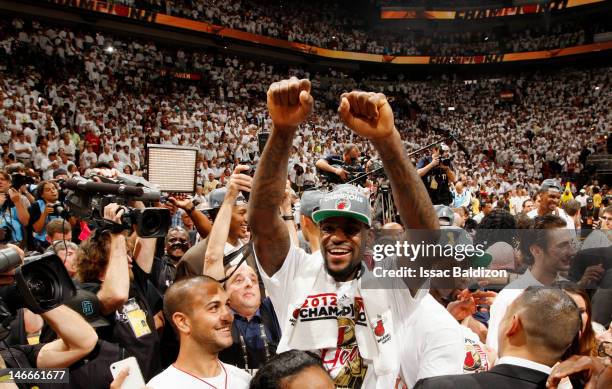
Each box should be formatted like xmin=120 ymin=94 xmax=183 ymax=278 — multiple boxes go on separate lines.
xmin=282 ymin=215 xmax=294 ymax=221
xmin=185 ymin=205 xmax=196 ymax=215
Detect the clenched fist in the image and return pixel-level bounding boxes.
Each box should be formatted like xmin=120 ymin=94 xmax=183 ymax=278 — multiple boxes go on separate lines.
xmin=267 ymin=77 xmax=313 ymax=131
xmin=338 ymin=91 xmax=395 ymax=140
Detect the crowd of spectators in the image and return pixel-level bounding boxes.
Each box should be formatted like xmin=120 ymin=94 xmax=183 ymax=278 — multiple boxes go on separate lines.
xmin=94 ymin=0 xmax=608 ymax=56
xmin=0 ymin=14 xmax=610 ymax=389
xmin=0 ymin=18 xmax=609 ymax=200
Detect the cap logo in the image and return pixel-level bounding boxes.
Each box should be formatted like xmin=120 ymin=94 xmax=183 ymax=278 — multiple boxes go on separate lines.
xmin=81 ymin=300 xmax=94 ymax=317
xmin=335 ymin=199 xmax=351 ymax=211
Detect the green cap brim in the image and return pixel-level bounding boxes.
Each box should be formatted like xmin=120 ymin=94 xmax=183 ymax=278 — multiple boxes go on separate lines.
xmin=311 ymin=209 xmax=371 ymax=227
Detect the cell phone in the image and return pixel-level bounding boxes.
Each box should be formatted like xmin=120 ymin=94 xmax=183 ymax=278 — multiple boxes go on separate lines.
xmin=110 ymin=357 xmax=145 ymax=389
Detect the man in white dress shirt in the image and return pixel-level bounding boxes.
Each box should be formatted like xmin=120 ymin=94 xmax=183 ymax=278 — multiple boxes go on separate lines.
xmin=486 ymin=214 xmax=575 ymax=352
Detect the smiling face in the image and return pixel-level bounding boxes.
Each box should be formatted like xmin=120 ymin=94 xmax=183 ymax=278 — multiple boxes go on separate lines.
xmin=541 ymin=189 xmax=561 ymax=213
xmin=229 ymin=204 xmax=249 ymax=240
xmin=185 ymin=283 xmax=234 ymax=352
xmin=319 ymin=216 xmax=367 ymax=282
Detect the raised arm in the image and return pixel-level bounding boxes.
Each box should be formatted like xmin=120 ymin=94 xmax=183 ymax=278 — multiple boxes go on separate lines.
xmin=249 ymin=77 xmax=313 ymax=276
xmin=36 ymin=305 xmax=98 ymax=368
xmin=338 ymin=92 xmax=438 ymax=231
xmin=168 ymin=196 xmax=213 ymax=239
xmin=204 ymin=166 xmax=252 ymax=280
xmin=96 ymin=204 xmax=130 ymax=315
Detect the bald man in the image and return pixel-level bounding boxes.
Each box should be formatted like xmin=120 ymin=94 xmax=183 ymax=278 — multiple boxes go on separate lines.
xmin=147 ymin=276 xmax=251 ymax=388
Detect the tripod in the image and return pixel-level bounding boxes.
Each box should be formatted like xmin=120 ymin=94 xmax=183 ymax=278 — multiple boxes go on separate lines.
xmin=345 ymin=138 xmax=452 ymax=225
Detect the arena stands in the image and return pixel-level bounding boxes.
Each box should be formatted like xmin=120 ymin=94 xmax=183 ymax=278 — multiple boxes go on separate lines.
xmin=0 ymin=6 xmax=610 ymax=389
xmin=85 ymin=0 xmax=608 ymax=56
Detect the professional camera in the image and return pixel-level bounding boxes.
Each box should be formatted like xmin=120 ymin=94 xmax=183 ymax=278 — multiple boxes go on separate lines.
xmin=11 ymin=173 xmax=35 ymax=189
xmin=0 ymin=248 xmax=76 ymax=316
xmin=61 ymin=175 xmax=170 ymax=238
xmin=49 ymin=201 xmax=65 ymax=216
xmin=441 ymin=156 xmax=454 ymax=166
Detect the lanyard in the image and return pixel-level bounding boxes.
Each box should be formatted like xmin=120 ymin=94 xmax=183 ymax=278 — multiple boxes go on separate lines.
xmin=238 ymin=322 xmax=271 ymax=373
xmin=172 ymin=361 xmax=227 ymax=389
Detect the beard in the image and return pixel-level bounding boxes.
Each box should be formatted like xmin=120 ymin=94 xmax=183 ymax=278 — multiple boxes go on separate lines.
xmin=323 ymin=251 xmax=361 ymax=281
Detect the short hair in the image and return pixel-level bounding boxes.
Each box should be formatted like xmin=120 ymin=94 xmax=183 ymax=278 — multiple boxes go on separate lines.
xmin=51 ymin=240 xmax=78 ymax=254
xmin=563 ymin=199 xmax=581 ymax=217
xmin=519 ymin=214 xmax=567 ymax=266
xmin=513 ymin=286 xmax=580 ymax=359
xmin=522 ymin=198 xmax=534 ymax=209
xmin=163 ymin=276 xmax=220 ymax=333
xmin=475 ymin=209 xmax=517 ymax=248
xmin=46 ymin=218 xmax=71 ymax=237
xmin=343 ymin=143 xmax=357 ymax=155
xmin=603 ymin=205 xmax=612 ymax=215
xmin=165 ymin=226 xmax=189 ymax=245
xmin=5 ymin=163 xmax=25 ymax=175
xmin=249 ymin=350 xmax=328 ymax=389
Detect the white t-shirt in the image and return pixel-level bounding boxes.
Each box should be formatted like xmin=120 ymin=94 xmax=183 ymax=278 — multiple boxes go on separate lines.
xmin=147 ymin=363 xmax=250 ymax=389
xmin=400 ymin=294 xmax=464 ymax=387
xmin=256 ymin=246 xmax=427 ymax=388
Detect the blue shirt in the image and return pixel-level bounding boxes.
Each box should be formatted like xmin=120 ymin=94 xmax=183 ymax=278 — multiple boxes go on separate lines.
xmin=232 ymin=298 xmax=280 ymax=354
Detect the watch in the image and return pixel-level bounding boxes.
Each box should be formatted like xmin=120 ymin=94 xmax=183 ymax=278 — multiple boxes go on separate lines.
xmin=185 ymin=204 xmax=196 ymax=215
xmin=282 ymin=215 xmax=294 ymax=221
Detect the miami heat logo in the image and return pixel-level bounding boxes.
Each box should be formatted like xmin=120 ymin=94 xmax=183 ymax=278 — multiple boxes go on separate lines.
xmin=374 ymin=319 xmax=385 ymax=337
xmin=335 ymin=199 xmax=351 ymax=211
xmin=463 ymin=343 xmax=483 ymax=372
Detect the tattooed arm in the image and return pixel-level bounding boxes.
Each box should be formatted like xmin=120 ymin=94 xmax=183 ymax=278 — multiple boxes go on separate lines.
xmin=338 ymin=92 xmax=439 ymax=294
xmin=249 ymin=78 xmax=314 ymax=277
xmin=338 ymin=92 xmax=438 ymax=231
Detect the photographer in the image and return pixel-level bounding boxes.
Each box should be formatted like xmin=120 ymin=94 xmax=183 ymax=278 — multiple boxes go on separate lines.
xmin=75 ymin=203 xmax=162 ymax=380
xmin=27 ymin=180 xmax=65 ymax=251
xmin=0 ymin=304 xmax=98 ymax=379
xmin=0 ymin=170 xmax=30 ymax=245
xmin=417 ymin=144 xmax=457 ymax=206
xmin=315 ymin=143 xmax=364 ymax=184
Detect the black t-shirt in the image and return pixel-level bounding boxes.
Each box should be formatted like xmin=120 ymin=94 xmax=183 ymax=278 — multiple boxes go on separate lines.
xmin=580 ymin=206 xmax=600 ymax=230
xmin=417 ymin=156 xmax=452 ymax=205
xmin=1 ymin=343 xmax=44 ymax=389
xmin=319 ymin=155 xmax=364 ymax=184
xmin=79 ymin=262 xmax=162 ymax=381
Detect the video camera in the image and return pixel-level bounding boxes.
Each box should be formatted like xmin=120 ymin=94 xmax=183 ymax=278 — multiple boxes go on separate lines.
xmin=60 ymin=175 xmax=170 ymax=238
xmin=441 ymin=156 xmax=454 ymax=167
xmin=0 ymin=248 xmax=76 ymax=340
xmin=0 ymin=174 xmax=37 ymax=211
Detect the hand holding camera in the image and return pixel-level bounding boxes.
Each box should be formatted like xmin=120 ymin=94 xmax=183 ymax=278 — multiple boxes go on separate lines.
xmin=7 ymin=188 xmax=21 ymax=204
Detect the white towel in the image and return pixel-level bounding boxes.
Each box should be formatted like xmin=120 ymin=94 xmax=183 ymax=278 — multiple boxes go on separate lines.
xmin=277 ymin=264 xmax=400 ymax=388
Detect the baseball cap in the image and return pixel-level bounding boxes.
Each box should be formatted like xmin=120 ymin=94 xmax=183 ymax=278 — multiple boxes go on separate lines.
xmin=53 ymin=168 xmax=68 ymax=178
xmin=587 ymin=197 xmax=593 ymax=204
xmin=434 ymin=205 xmax=454 ymax=226
xmin=580 ymin=188 xmax=586 ymax=194
xmin=65 ymin=289 xmax=110 ymax=328
xmin=540 ymin=178 xmax=562 ymax=192
xmin=300 ymin=190 xmax=325 ymax=219
xmin=312 ymin=185 xmax=371 ymax=226
xmin=205 ymin=188 xmax=247 ymax=210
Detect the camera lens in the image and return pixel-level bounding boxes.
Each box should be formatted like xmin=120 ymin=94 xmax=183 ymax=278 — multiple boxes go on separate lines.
xmin=25 ymin=271 xmax=57 ymax=305
xmin=141 ymin=210 xmax=162 ymax=236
